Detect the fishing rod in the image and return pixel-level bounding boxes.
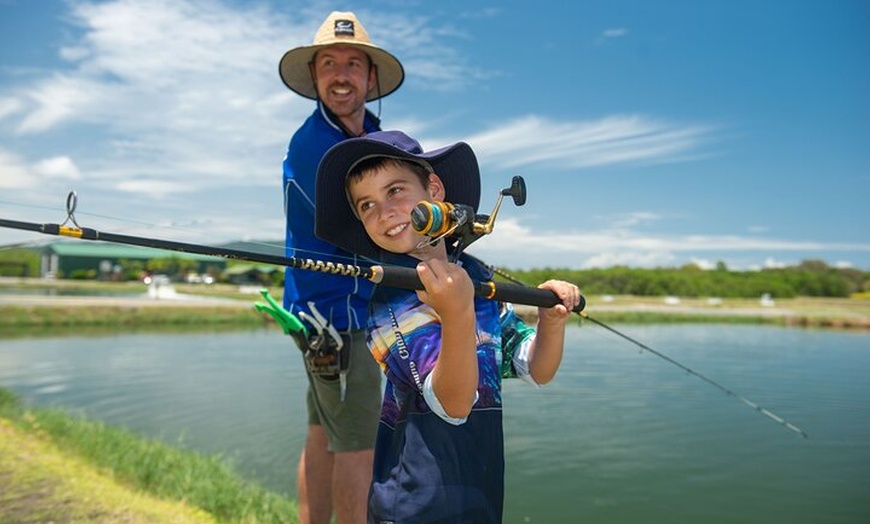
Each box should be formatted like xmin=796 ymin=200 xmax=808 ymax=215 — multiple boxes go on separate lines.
xmin=0 ymin=191 xmax=584 ymax=314
xmin=490 ymin=267 xmax=809 ymax=439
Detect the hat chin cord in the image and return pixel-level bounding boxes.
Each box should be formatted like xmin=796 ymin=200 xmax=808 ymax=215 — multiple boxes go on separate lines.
xmin=372 ymin=65 xmax=383 ymax=121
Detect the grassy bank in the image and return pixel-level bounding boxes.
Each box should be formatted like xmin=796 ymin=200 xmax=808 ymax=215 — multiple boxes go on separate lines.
xmin=0 ymin=280 xmax=276 ymax=331
xmin=0 ymin=388 xmax=298 ymax=523
xmin=576 ymin=307 xmax=870 ymax=329
xmin=1 ymin=279 xmax=868 ymax=330
xmin=583 ymin=295 xmax=870 ymax=329
xmin=0 ymin=278 xmax=280 ymax=301
xmin=0 ymin=304 xmax=267 ymax=330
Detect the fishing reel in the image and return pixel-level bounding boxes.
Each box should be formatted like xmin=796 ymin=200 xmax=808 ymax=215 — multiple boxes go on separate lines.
xmin=411 ymin=175 xmax=527 ymax=261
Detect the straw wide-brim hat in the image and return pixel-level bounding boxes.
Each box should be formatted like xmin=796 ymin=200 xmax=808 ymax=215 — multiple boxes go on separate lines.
xmin=279 ymin=11 xmax=405 ymax=102
xmin=315 ymin=130 xmax=481 ymax=260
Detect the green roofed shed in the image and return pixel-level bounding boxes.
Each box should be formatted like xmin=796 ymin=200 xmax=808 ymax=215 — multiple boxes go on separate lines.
xmin=40 ymin=241 xmax=226 ymax=279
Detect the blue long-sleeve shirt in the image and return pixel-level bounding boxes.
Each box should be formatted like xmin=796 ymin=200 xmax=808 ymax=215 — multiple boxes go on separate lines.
xmin=282 ymin=102 xmax=380 ymax=331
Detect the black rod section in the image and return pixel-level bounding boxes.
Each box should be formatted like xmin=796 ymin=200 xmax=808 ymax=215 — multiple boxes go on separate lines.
xmin=0 ymin=217 xmax=584 ymax=312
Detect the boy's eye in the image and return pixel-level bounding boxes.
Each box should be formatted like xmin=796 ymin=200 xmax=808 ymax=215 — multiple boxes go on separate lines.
xmin=358 ymin=201 xmax=373 ymax=214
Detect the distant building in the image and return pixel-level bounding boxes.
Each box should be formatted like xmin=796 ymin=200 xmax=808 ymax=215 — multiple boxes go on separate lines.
xmin=223 ymin=264 xmax=280 ymax=285
xmin=40 ymin=241 xmax=226 ymax=279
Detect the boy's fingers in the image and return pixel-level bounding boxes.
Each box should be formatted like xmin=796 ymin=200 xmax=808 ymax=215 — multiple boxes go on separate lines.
xmin=416 ymin=261 xmax=447 ymax=292
xmin=539 ymin=281 xmax=581 ymax=309
xmin=416 ymin=262 xmax=433 ymax=289
xmin=417 ymin=259 xmax=455 ymax=283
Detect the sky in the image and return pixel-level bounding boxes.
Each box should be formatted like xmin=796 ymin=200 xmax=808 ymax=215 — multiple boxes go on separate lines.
xmin=0 ymin=0 xmax=868 ymax=271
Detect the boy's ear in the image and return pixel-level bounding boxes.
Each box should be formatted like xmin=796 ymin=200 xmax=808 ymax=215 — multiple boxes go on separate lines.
xmin=427 ymin=173 xmax=446 ymax=201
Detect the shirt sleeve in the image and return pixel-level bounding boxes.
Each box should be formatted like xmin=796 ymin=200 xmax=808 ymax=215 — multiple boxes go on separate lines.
xmin=500 ymin=303 xmax=540 ymax=387
xmin=423 ymin=372 xmax=479 ymax=426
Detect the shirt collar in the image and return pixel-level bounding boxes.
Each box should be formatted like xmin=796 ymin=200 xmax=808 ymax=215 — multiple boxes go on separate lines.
xmin=318 ymin=100 xmax=381 ymax=138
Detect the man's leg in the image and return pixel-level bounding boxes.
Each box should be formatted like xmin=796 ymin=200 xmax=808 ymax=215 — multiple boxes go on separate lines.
xmin=297 ymin=425 xmax=334 ymax=524
xmin=302 ymin=331 xmax=381 ymax=523
xmin=332 ymin=449 xmax=374 ymax=524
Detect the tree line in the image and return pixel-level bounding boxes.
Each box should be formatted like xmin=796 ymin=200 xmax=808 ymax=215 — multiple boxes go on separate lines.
xmin=2 ymin=248 xmax=867 ymax=298
xmin=500 ymin=259 xmax=868 ymax=298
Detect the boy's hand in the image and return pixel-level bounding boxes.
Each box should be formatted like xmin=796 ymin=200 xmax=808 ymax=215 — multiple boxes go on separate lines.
xmin=537 ymin=280 xmax=581 ymax=324
xmin=415 ymin=258 xmax=474 ymax=318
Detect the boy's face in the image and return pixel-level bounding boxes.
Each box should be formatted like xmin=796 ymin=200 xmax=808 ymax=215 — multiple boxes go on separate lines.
xmin=348 ymin=163 xmax=446 ymax=259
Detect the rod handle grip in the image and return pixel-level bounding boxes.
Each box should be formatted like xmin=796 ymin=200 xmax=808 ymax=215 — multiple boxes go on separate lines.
xmin=373 ymin=265 xmax=585 ymax=313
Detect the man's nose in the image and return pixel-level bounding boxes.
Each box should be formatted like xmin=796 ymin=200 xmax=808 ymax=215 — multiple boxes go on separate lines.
xmin=335 ymin=63 xmax=354 ymax=79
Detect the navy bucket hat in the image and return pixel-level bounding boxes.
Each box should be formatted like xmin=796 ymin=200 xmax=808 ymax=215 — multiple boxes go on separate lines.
xmin=315 ymin=130 xmax=481 ymax=260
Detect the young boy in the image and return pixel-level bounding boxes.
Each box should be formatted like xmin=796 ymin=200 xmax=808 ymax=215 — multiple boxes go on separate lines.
xmin=314 ymin=130 xmax=580 ymax=523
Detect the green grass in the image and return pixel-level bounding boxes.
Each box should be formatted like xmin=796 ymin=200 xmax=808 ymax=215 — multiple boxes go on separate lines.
xmin=0 ymin=304 xmax=267 ymax=330
xmin=0 ymin=278 xmax=284 ymax=302
xmin=0 ymin=388 xmax=298 ymax=523
xmin=579 ymin=311 xmax=770 ymax=325
xmin=1 ymin=419 xmax=221 ymax=524
xmin=0 ymin=279 xmax=281 ymax=332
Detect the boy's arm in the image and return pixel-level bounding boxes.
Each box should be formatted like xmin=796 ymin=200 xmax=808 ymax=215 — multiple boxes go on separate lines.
xmin=526 ymin=280 xmax=580 ymax=385
xmin=416 ymin=259 xmax=479 ymax=419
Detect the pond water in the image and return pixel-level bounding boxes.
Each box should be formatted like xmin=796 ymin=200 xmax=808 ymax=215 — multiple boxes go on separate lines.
xmin=0 ymin=324 xmax=867 ymax=523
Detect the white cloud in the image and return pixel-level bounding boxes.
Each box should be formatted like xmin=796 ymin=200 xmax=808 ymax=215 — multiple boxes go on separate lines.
xmin=16 ymin=77 xmax=95 ymax=133
xmin=0 ymin=0 xmax=483 ymax=249
xmin=0 ymin=0 xmax=483 ymax=202
xmin=602 ymin=28 xmax=628 ymax=38
xmin=763 ymin=257 xmax=787 ymax=269
xmin=34 ymin=156 xmax=82 ymax=180
xmin=4 ymin=0 xmax=314 ymax=191
xmin=689 ymin=257 xmax=717 ymax=270
xmin=608 ymin=212 xmax=661 ymax=229
xmin=0 ymin=97 xmax=23 ymax=120
xmin=116 ymin=179 xmax=191 ymax=196
xmin=466 ymin=115 xmax=716 ymax=171
xmin=467 ymin=217 xmax=870 ymax=269
xmin=0 ymin=150 xmax=34 ymax=189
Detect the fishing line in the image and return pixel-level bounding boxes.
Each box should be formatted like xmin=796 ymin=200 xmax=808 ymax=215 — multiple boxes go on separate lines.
xmin=0 ymin=193 xmax=808 ymax=438
xmin=0 ymin=195 xmax=204 ymax=235
xmin=490 ymin=266 xmax=809 ymax=439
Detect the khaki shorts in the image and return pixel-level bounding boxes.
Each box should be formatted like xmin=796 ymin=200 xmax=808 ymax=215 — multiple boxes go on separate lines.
xmin=305 ymin=330 xmax=382 ymax=452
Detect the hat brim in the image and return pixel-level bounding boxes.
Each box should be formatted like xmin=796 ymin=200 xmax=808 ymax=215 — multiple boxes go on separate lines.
xmin=279 ymin=43 xmax=404 ymax=102
xmin=316 ymin=137 xmax=480 ymax=261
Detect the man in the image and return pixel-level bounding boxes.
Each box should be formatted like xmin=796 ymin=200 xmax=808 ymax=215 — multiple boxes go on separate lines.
xmin=277 ymin=11 xmax=404 ymax=524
